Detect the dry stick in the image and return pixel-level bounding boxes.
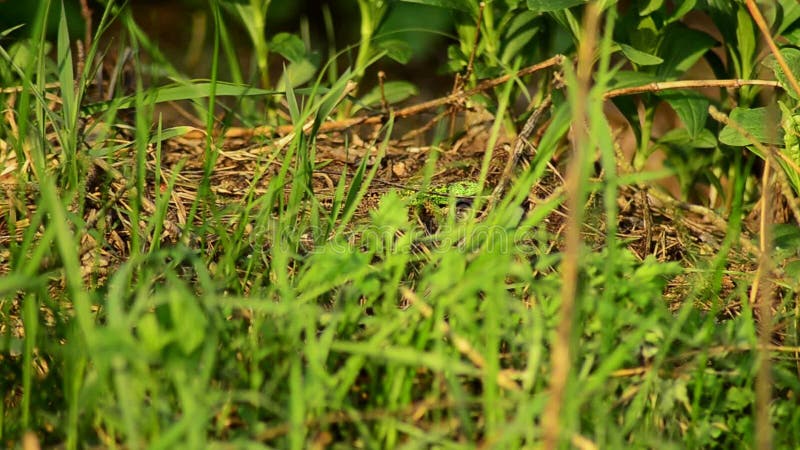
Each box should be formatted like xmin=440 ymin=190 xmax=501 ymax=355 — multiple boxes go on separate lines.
xmin=755 ymin=151 xmax=775 ymax=450
xmin=751 ymin=158 xmax=772 ymax=306
xmin=488 ymin=94 xmax=552 ymax=204
xmin=744 ymin=8 xmax=780 ymax=446
xmin=746 ymin=0 xmax=800 ymax=98
xmin=641 ymin=189 xmax=653 ymax=255
xmin=377 ymin=70 xmax=388 ymax=112
xmin=710 ymin=99 xmax=775 ymax=450
xmin=0 ymin=82 xmax=62 ymax=94
xmin=222 ymin=55 xmax=566 ymax=139
xmin=542 ymin=5 xmax=599 ymax=450
xmin=604 ymin=79 xmax=780 ymax=99
xmin=399 ymin=109 xmax=448 ymax=142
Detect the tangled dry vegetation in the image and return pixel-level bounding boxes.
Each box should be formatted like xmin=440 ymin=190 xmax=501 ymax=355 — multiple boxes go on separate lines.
xmin=2 ymin=57 xmax=791 ymax=316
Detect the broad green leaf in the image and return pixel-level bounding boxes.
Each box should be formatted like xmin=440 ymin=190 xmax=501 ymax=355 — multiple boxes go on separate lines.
xmin=657 ymin=90 xmax=709 ymax=139
xmin=725 ymin=386 xmax=753 ymax=412
xmin=785 ymin=27 xmax=800 ymax=47
xmin=136 ymin=313 xmax=173 ymax=355
xmin=719 ymin=107 xmax=784 ymax=146
xmin=377 ymin=39 xmax=413 ymax=64
xmin=631 ymin=16 xmax=659 ymax=55
xmin=354 ymin=81 xmax=418 ymax=113
xmin=607 ymin=70 xmax=659 ymax=89
xmin=527 ymin=0 xmax=586 ymax=13
xmin=735 ymin=5 xmax=756 ymax=78
xmin=776 ymin=0 xmax=800 ymax=35
xmin=501 ymin=11 xmax=540 ymax=64
xmin=773 ymin=223 xmax=800 ymax=254
xmin=618 ymin=43 xmax=663 ymax=66
xmin=658 ymin=128 xmax=717 ymax=149
xmin=640 ymin=0 xmax=664 ymax=16
xmin=277 ymin=56 xmax=319 ymax=89
xmin=766 ymin=47 xmax=800 ymax=99
xmin=446 ymin=45 xmax=467 ymax=72
xmin=656 ymin=24 xmax=716 ymax=79
xmin=666 ymin=0 xmax=696 ymax=23
xmin=398 ymin=0 xmax=471 ymax=12
xmin=270 ymin=32 xmax=306 ymax=63
xmin=786 ymin=259 xmax=800 ymax=279
xmin=9 ymin=40 xmax=47 ymax=70
xmin=779 ymin=101 xmax=800 ymax=194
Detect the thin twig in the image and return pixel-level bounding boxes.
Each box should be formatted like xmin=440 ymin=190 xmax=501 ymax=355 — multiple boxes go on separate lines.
xmin=220 ymin=55 xmax=565 ymax=139
xmin=754 ymin=145 xmax=775 ymax=450
xmin=604 ymin=79 xmax=780 ymax=99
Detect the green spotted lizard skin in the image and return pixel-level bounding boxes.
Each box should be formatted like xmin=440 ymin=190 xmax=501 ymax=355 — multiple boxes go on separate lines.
xmin=397 ymin=181 xmax=484 ymax=231
xmin=402 ymin=181 xmax=482 ymax=207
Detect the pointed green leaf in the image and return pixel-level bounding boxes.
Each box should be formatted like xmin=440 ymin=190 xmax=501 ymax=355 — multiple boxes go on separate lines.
xmin=667 ymin=0 xmax=696 ymax=23
xmin=657 ymin=90 xmax=709 ymax=139
xmin=640 ymin=0 xmax=664 ymax=16
xmin=277 ymin=56 xmax=319 ymax=89
xmin=719 ymin=107 xmax=784 ymax=146
xmin=656 ymin=24 xmax=716 ymax=79
xmin=527 ymin=0 xmax=586 ymax=13
xmin=618 ymin=43 xmax=663 ymax=66
xmin=377 ymin=39 xmax=413 ymax=64
xmin=766 ymin=47 xmax=800 ymax=99
xmin=658 ymin=128 xmax=717 ymax=149
xmin=270 ymin=32 xmax=306 ymax=64
xmin=397 ymin=0 xmax=471 ymax=12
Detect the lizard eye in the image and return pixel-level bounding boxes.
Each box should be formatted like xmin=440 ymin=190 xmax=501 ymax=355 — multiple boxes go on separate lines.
xmin=455 ymin=198 xmax=473 ymax=210
xmin=454 ymin=199 xmax=473 ymax=221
